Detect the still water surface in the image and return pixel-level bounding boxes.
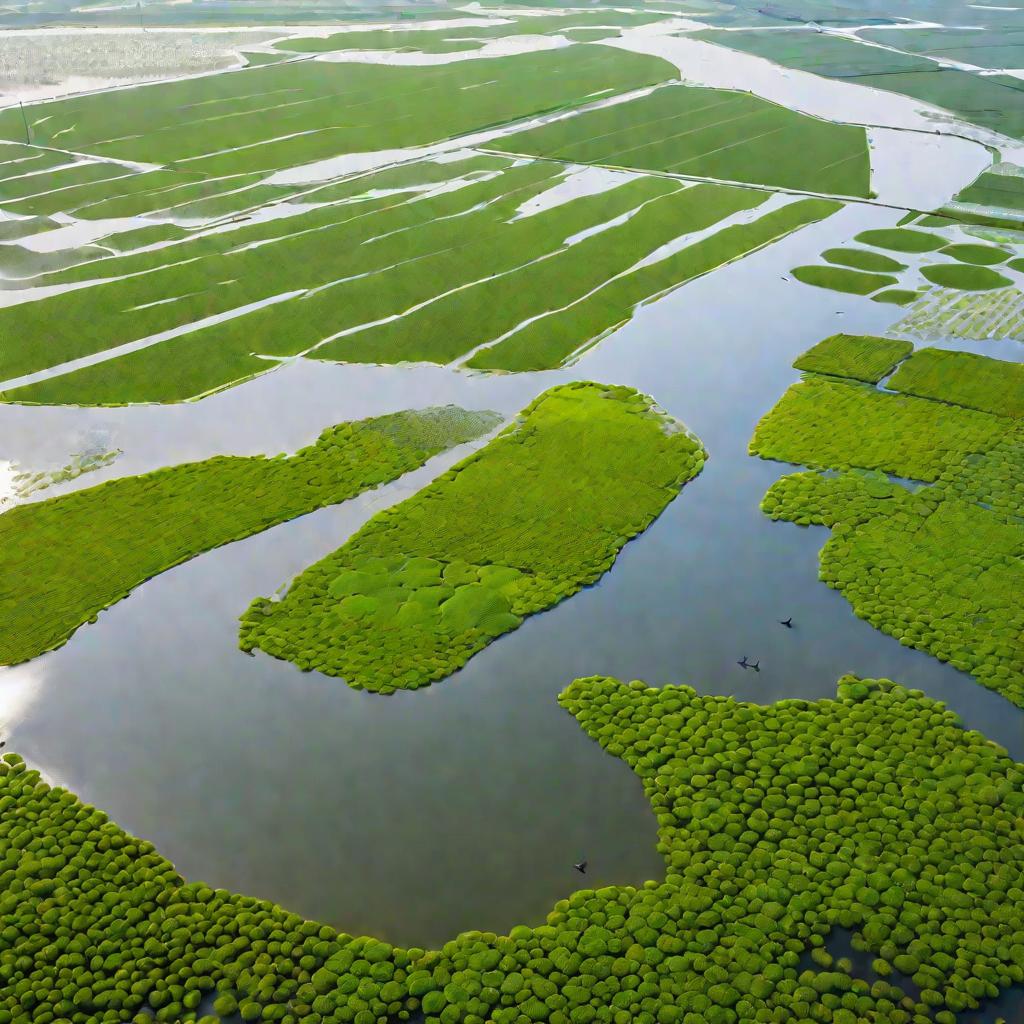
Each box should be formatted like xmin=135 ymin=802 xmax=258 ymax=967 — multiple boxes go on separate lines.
xmin=0 ymin=203 xmax=1021 ymax=953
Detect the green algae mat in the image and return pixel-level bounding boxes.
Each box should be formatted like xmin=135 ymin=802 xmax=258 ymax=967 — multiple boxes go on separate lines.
xmin=0 ymin=671 xmax=1022 ymax=1024
xmin=793 ymin=333 xmax=912 ymax=384
xmin=0 ymin=406 xmax=501 ymax=666
xmin=491 ymin=82 xmax=871 ymax=196
xmin=239 ymin=383 xmax=707 ymax=690
xmin=754 ymin=348 xmax=1024 ymax=707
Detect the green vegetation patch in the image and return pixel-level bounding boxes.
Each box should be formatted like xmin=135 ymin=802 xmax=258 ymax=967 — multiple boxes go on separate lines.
xmin=793 ymin=333 xmax=912 ymax=383
xmin=871 ymin=288 xmax=920 ymax=306
xmin=1 ymin=668 xmax=1023 ymax=1024
xmin=821 ymin=247 xmax=906 ymax=272
xmin=491 ymin=82 xmax=871 ymax=196
xmin=467 ymin=198 xmax=841 ymax=372
xmin=939 ymin=242 xmax=1010 ymax=265
xmin=763 ymin=468 xmax=1024 ymax=706
xmin=749 ymin=376 xmax=1008 ymax=481
xmin=859 ymin=25 xmax=1024 ymax=71
xmin=888 ymin=346 xmax=1024 ymax=418
xmin=0 ymin=406 xmax=500 ymax=665
xmin=920 ymin=262 xmax=1013 ymax=291
xmin=854 ymin=228 xmax=945 ymax=253
xmin=239 ymin=383 xmax=706 ymax=690
xmin=791 ymin=264 xmax=897 ymax=295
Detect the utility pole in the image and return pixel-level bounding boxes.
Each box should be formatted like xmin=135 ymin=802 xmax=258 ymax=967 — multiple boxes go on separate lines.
xmin=18 ymin=101 xmax=29 ymax=145
xmin=138 ymin=0 xmax=144 ymax=31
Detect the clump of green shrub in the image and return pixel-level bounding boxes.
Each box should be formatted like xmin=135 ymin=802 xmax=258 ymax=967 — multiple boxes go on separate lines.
xmin=792 ymin=333 xmax=912 ymax=384
xmin=0 ymin=406 xmax=501 ymax=665
xmin=2 ymin=672 xmax=1022 ymax=1024
xmin=239 ymin=383 xmax=707 ymax=691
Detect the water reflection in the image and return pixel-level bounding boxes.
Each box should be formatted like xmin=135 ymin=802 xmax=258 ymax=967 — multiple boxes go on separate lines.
xmin=1 ymin=201 xmax=1021 ymax=953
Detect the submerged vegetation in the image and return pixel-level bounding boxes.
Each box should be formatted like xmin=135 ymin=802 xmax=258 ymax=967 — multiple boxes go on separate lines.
xmin=240 ymin=383 xmax=707 ymax=690
xmin=792 ymin=334 xmax=912 ymax=384
xmin=755 ymin=343 xmax=1024 ymax=707
xmin=0 ymin=671 xmax=1022 ymax=1024
xmin=0 ymin=407 xmax=500 ymax=665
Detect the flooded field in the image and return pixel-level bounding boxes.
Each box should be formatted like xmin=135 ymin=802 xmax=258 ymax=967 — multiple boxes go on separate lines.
xmin=0 ymin=4 xmax=1022 ymax=1023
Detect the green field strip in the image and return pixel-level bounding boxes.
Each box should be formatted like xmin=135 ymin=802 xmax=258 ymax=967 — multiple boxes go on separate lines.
xmin=276 ymin=12 xmax=666 ymax=54
xmin=947 ymin=167 xmax=1024 ymax=222
xmin=0 ymin=406 xmax=500 ymax=665
xmin=0 ymin=162 xmax=560 ymax=384
xmin=0 ymin=669 xmax=1022 ymax=1024
xmin=888 ymin=347 xmax=1024 ymax=418
xmin=1 ymin=167 xmax=680 ymax=403
xmin=859 ymin=25 xmax=1024 ymax=70
xmin=0 ymin=243 xmax=114 ymax=279
xmin=854 ymin=227 xmax=944 ymax=253
xmin=920 ymin=263 xmax=1013 ymax=291
xmin=749 ymin=376 xmax=1010 ymax=482
xmin=0 ymin=48 xmax=678 ymax=177
xmin=0 ymin=143 xmax=69 ymax=183
xmin=0 ymin=160 xmax=136 ymax=214
xmin=467 ymin=198 xmax=841 ymax=372
xmin=239 ymin=382 xmax=706 ymax=690
xmin=821 ymin=247 xmax=906 ymax=272
xmin=101 ymin=222 xmax=193 ymax=252
xmin=871 ymin=288 xmax=920 ymax=305
xmin=30 ymin=156 xmax=542 ymax=290
xmin=312 ymin=181 xmax=761 ymax=366
xmin=791 ymin=265 xmax=898 ymax=295
xmin=697 ymin=28 xmax=1024 ymax=141
xmin=491 ymin=82 xmax=870 ymax=196
xmin=793 ymin=333 xmax=912 ymax=384
xmin=0 ymin=215 xmax=59 ymax=242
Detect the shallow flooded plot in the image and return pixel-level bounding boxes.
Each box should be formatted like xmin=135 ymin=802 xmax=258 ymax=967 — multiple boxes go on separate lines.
xmin=893 ymin=286 xmax=1024 ymax=342
xmin=467 ymin=198 xmax=841 ymax=371
xmin=240 ymin=382 xmax=706 ymax=690
xmin=492 ymin=82 xmax=871 ymax=196
xmin=0 ymin=406 xmax=500 ymax=665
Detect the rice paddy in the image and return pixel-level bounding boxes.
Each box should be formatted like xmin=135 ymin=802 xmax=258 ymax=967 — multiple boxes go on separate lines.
xmin=790 ymin=265 xmax=898 ymax=296
xmin=491 ymin=83 xmax=871 ymax=196
xmin=891 ymin=286 xmax=1024 ymax=342
xmin=0 ymin=406 xmax=500 ymax=665
xmin=920 ymin=262 xmax=1013 ymax=291
xmin=821 ymin=248 xmax=906 ymax=273
xmin=239 ymin=383 xmax=706 ymax=690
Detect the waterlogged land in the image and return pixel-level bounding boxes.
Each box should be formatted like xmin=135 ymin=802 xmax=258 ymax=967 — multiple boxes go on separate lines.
xmin=1 ymin=0 xmax=1024 ymax=1016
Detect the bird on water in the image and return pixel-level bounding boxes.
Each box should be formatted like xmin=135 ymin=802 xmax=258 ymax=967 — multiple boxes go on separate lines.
xmin=574 ymin=860 xmax=587 ymax=874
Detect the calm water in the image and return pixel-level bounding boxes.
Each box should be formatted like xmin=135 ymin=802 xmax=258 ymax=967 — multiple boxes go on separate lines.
xmin=1 ymin=202 xmax=1021 ymax=953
